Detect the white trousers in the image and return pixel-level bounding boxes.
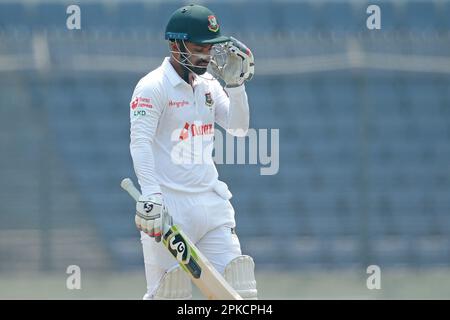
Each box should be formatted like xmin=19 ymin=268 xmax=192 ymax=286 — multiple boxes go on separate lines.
xmin=140 ymin=183 xmax=242 ymax=299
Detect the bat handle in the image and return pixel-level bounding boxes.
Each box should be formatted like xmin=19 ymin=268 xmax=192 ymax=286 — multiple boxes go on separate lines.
xmin=120 ymin=178 xmax=140 ymax=202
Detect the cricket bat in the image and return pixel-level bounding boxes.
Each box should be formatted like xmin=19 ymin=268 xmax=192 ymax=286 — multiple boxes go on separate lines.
xmin=120 ymin=178 xmax=242 ymax=300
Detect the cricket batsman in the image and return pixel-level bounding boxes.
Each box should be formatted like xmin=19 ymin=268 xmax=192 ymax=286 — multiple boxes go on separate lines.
xmin=129 ymin=4 xmax=257 ymax=299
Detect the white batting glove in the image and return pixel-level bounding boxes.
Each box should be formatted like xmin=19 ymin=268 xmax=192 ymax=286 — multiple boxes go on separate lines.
xmin=210 ymin=37 xmax=255 ymax=88
xmin=135 ymin=193 xmax=170 ymax=242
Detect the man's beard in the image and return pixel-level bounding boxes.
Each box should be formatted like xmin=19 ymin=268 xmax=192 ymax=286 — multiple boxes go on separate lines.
xmin=183 ymin=61 xmax=208 ymax=75
xmin=179 ymin=43 xmax=210 ymax=76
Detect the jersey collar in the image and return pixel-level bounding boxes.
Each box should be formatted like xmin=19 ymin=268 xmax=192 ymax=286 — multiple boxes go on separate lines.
xmin=162 ymin=57 xmax=186 ymax=88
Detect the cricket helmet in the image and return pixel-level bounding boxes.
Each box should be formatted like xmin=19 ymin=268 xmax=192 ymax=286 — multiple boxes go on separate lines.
xmin=165 ymin=4 xmax=229 ymax=44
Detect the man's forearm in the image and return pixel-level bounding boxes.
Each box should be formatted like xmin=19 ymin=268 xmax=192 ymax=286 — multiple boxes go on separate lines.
xmin=224 ymin=84 xmax=250 ymax=137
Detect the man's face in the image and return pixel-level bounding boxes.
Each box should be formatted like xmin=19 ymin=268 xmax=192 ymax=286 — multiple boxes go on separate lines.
xmin=179 ymin=42 xmax=213 ymax=75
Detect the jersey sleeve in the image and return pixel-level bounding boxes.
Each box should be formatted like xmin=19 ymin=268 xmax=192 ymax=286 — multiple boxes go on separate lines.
xmin=129 ymin=79 xmax=165 ymax=196
xmin=213 ymin=81 xmax=250 ymax=137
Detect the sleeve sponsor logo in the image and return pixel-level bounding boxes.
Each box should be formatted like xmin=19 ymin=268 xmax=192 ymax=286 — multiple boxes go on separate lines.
xmin=131 ymin=97 xmax=139 ymax=109
xmin=130 ymin=97 xmax=153 ymax=110
xmin=133 ymin=109 xmax=147 ymax=117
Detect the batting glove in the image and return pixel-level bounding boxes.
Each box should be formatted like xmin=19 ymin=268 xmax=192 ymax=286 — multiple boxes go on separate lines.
xmin=135 ymin=193 xmax=167 ymax=242
xmin=210 ymin=37 xmax=254 ymax=88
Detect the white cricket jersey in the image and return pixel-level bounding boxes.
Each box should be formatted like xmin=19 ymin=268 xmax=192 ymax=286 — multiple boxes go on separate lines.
xmin=129 ymin=57 xmax=249 ymax=196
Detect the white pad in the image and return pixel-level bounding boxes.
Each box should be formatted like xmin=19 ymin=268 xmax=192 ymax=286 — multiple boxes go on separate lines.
xmin=224 ymin=255 xmax=258 ymax=299
xmin=153 ymin=265 xmax=192 ymax=300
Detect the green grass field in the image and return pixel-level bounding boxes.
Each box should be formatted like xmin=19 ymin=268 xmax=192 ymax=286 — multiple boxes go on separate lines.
xmin=2 ymin=268 xmax=450 ymax=299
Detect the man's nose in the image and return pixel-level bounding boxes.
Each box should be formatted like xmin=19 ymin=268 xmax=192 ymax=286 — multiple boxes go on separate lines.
xmin=202 ymin=45 xmax=213 ymax=54
xmin=198 ymin=53 xmax=211 ymax=61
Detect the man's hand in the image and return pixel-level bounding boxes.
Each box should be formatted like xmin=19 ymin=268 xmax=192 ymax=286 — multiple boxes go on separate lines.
xmin=135 ymin=193 xmax=168 ymax=242
xmin=210 ymin=37 xmax=255 ymax=88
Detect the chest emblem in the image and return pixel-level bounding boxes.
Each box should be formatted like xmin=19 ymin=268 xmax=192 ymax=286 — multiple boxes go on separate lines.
xmin=205 ymin=92 xmax=214 ymax=109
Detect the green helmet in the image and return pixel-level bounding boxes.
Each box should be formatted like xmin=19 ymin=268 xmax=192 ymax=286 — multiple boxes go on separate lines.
xmin=165 ymin=4 xmax=229 ymax=44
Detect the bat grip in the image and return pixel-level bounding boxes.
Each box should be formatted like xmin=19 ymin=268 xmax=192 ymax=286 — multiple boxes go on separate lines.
xmin=120 ymin=178 xmax=140 ymax=201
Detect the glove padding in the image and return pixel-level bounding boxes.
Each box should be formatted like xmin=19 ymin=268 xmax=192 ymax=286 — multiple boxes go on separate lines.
xmin=210 ymin=37 xmax=254 ymax=88
xmin=135 ymin=194 xmax=172 ymax=242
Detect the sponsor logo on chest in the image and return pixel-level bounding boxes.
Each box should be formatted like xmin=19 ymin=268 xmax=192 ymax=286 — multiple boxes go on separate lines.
xmin=169 ymin=99 xmax=190 ymax=108
xmin=179 ymin=122 xmax=214 ymax=141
